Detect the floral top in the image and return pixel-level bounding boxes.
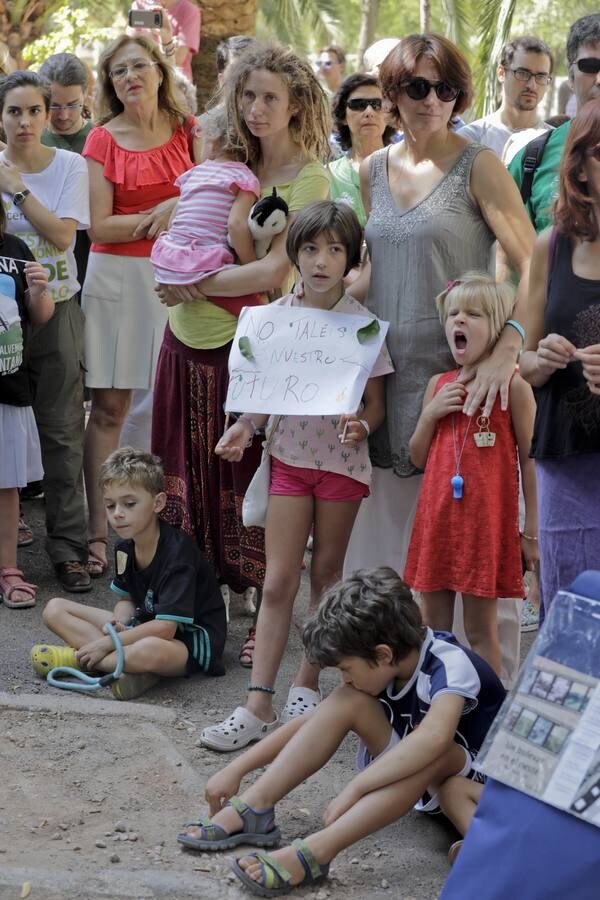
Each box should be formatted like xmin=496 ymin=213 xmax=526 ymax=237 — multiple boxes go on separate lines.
xmin=268 ymin=293 xmax=394 ymax=485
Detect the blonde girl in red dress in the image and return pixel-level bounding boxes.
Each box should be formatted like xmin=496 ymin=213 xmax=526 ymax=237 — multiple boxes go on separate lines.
xmin=403 ymin=273 xmax=538 ymax=674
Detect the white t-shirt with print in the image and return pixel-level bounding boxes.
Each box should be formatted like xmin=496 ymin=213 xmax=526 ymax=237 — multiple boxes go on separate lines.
xmin=268 ymin=293 xmax=394 ymax=486
xmin=2 ymin=148 xmax=90 ymax=303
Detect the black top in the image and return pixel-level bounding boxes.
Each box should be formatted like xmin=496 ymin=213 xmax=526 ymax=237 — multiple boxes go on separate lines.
xmin=531 ymin=231 xmax=600 ymax=459
xmin=111 ymin=520 xmax=227 ymax=668
xmin=0 ymin=234 xmax=35 ymax=406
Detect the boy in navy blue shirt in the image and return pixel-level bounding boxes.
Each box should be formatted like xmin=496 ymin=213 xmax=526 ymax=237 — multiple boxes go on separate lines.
xmin=177 ymin=567 xmax=505 ymax=894
xmin=33 ymin=448 xmax=226 ymax=699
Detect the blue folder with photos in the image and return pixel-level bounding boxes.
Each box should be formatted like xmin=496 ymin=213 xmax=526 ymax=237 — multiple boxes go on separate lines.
xmin=440 ymin=571 xmax=600 ymax=900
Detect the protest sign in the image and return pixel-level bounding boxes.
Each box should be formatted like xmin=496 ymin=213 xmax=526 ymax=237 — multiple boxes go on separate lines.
xmin=225 ymin=304 xmax=389 ymax=416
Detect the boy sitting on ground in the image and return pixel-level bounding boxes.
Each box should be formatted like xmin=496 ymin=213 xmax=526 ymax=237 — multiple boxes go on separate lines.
xmin=32 ymin=448 xmax=226 ymax=700
xmin=177 ymin=567 xmax=506 ymax=895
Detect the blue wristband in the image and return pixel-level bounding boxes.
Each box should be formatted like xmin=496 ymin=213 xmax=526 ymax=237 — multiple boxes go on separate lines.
xmin=506 ymin=319 xmax=525 ymax=343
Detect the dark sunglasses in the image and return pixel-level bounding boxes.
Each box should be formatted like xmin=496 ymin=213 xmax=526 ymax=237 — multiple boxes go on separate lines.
xmin=346 ymin=97 xmax=383 ymax=111
xmin=576 ymin=57 xmax=600 ymax=75
xmin=402 ymin=77 xmax=460 ymax=103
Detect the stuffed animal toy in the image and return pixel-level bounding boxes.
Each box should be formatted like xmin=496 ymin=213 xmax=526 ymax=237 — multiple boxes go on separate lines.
xmin=247 ymin=188 xmax=289 ymax=258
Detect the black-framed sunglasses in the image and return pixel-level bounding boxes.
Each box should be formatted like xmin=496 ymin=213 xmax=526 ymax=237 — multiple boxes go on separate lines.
xmin=346 ymin=97 xmax=383 ymax=112
xmin=402 ymin=78 xmax=460 ymax=103
xmin=576 ymin=57 xmax=600 ymax=75
xmin=506 ymin=67 xmax=552 ymax=86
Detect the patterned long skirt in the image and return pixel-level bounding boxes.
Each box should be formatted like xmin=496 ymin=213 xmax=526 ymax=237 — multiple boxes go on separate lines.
xmin=152 ymin=324 xmax=265 ymax=593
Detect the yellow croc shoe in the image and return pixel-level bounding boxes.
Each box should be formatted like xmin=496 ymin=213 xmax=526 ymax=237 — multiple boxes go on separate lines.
xmin=31 ymin=644 xmax=79 ymax=676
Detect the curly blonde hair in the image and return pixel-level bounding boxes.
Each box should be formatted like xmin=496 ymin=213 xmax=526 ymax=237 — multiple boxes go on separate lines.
xmin=220 ymin=42 xmax=330 ymax=167
xmin=95 ymin=34 xmax=187 ymax=126
xmin=435 ymin=272 xmax=516 ymax=347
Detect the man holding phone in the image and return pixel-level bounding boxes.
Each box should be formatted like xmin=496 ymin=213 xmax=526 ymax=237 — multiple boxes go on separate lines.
xmin=129 ymin=0 xmax=201 ymax=80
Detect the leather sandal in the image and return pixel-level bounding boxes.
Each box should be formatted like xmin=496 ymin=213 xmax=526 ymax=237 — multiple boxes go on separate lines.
xmin=239 ymin=627 xmax=256 ymax=668
xmin=0 ymin=566 xmax=37 ymax=609
xmin=86 ymin=537 xmax=108 ymax=578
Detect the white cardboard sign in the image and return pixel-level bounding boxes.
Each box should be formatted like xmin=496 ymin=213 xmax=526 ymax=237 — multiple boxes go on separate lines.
xmin=225 ymin=304 xmax=389 ymax=416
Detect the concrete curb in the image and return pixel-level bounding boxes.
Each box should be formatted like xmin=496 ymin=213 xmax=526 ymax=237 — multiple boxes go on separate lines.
xmin=0 ymin=691 xmax=178 ymax=722
xmin=0 ymin=864 xmax=244 ymax=899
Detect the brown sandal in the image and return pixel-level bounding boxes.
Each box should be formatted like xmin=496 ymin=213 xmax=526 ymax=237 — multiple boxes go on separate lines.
xmin=0 ymin=566 xmax=37 ymax=608
xmin=239 ymin=627 xmax=256 ymax=668
xmin=86 ymin=537 xmax=108 ymax=578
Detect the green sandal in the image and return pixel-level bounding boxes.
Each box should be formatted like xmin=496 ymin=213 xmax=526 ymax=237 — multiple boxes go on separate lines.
xmin=230 ymin=838 xmax=330 ymax=896
xmin=177 ymin=796 xmax=281 ymax=852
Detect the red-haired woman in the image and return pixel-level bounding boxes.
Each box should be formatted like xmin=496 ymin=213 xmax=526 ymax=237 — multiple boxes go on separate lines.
xmin=520 ymin=98 xmax=600 ymax=616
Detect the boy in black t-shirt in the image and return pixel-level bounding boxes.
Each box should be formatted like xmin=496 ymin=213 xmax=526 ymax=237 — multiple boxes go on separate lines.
xmin=33 ymin=448 xmax=227 ymax=699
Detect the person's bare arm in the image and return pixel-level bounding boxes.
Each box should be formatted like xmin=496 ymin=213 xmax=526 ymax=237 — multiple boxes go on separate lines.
xmin=198 ymin=223 xmax=292 ymax=297
xmin=337 ymin=374 xmax=385 ymax=449
xmin=228 ymin=189 xmax=258 ymax=265
xmin=519 ymin=229 xmax=577 ymax=387
xmin=87 ymin=158 xmax=151 ymax=243
xmin=409 ymin=375 xmax=466 ymax=469
xmin=510 ymin=374 xmax=539 ymax=571
xmin=0 ymin=159 xmax=77 ymax=250
xmin=346 ymin=158 xmax=372 ymax=302
xmin=324 ymin=693 xmax=466 ymax=824
xmin=465 ymin=150 xmax=536 ymax=416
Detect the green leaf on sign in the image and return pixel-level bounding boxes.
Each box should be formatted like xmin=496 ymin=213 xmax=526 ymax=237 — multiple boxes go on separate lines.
xmin=356 ymin=319 xmax=380 ymax=343
xmin=238 ymin=336 xmax=254 ymax=360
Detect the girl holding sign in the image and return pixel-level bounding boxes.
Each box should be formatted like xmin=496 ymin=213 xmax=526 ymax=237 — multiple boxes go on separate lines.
xmin=192 ymin=201 xmax=394 ymax=753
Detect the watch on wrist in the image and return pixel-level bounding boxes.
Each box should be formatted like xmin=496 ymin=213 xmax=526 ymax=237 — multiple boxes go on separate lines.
xmin=13 ymin=189 xmax=31 ymax=207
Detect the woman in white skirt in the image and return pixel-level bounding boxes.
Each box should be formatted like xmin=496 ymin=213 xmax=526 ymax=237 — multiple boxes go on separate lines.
xmin=81 ymin=34 xmax=199 ymax=576
xmin=0 ymin=231 xmax=53 ymax=608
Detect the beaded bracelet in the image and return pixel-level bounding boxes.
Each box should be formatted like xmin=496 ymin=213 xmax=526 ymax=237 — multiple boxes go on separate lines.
xmin=520 ymin=531 xmax=538 ymax=541
xmin=248 ymin=684 xmax=275 ymax=694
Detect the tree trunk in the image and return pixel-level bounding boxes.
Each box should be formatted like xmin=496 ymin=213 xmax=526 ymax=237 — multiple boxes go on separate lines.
xmin=419 ymin=0 xmax=431 ymax=32
xmin=191 ymin=0 xmax=257 ymax=112
xmin=356 ymin=0 xmax=380 ymax=71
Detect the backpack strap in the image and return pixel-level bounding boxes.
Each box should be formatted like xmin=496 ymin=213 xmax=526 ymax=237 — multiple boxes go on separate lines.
xmin=520 ymin=130 xmax=553 ymax=220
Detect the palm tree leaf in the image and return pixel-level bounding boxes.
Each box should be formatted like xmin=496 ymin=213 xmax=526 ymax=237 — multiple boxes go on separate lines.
xmin=440 ymin=0 xmax=470 ymax=51
xmin=259 ymin=0 xmax=340 ymax=51
xmin=473 ymin=0 xmax=518 ymax=117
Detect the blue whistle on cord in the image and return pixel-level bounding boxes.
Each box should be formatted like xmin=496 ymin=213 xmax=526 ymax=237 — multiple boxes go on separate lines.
xmin=451 ymin=474 xmax=464 ymax=500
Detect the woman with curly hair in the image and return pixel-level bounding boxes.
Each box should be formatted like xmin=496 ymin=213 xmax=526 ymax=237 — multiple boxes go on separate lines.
xmin=81 ymin=34 xmax=199 ymax=578
xmin=519 ymin=98 xmax=600 ymax=615
xmin=151 ymin=42 xmax=331 ymax=669
xmin=329 ymin=73 xmax=395 ymax=226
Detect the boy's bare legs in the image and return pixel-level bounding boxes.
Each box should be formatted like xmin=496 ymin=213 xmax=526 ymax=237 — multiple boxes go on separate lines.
xmin=438 ymin=775 xmax=483 ymax=836
xmin=245 ymin=496 xmax=313 ymax=722
xmin=42 ymin=597 xmax=188 ymax=676
xmin=420 ymin=590 xmax=455 ymax=632
xmin=292 ymin=499 xmax=361 ymax=692
xmin=462 ymin=595 xmax=501 ymax=675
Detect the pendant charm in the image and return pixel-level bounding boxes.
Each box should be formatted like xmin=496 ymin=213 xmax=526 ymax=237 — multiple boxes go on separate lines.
xmin=474 ymin=414 xmax=496 ymax=448
xmin=474 ymin=431 xmax=496 ymax=448
xmin=451 ymin=474 xmax=464 ymax=500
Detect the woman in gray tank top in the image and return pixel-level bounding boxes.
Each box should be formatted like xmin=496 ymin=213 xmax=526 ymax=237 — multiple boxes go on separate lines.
xmin=344 ymin=35 xmax=535 ymax=684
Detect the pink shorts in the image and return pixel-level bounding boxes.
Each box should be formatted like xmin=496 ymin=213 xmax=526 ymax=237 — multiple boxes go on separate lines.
xmin=269 ymin=457 xmax=369 ymax=501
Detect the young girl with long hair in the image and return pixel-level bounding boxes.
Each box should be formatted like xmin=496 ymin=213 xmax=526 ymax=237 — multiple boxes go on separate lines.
xmin=403 ymin=273 xmax=538 ymax=674
xmin=191 ymin=201 xmax=393 ymax=753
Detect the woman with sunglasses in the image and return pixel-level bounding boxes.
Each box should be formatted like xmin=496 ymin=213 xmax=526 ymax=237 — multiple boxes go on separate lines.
xmin=344 ymin=34 xmax=534 ymax=679
xmin=81 ymin=34 xmax=199 ymax=578
xmin=329 ymin=74 xmax=395 ymax=226
xmin=519 ymin=99 xmax=600 ymax=618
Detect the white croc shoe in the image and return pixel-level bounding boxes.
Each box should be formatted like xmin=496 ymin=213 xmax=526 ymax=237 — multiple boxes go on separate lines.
xmin=200 ymin=706 xmax=279 ymax=752
xmin=280 ymin=686 xmax=321 ymax=724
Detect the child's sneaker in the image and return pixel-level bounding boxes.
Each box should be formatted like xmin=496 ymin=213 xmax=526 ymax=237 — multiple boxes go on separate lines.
xmin=111 ymin=672 xmax=160 ymax=701
xmin=31 ymin=644 xmax=78 ymax=676
xmin=520 ymin=598 xmax=539 ymax=632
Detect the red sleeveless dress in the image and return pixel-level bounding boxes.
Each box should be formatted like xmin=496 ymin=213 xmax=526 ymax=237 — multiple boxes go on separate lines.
xmin=403 ymin=370 xmax=524 ymax=598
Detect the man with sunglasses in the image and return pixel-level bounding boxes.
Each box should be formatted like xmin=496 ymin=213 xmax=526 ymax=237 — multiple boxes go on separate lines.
xmin=509 ymin=14 xmax=600 ymax=232
xmin=316 ymin=45 xmax=345 ymax=96
xmin=458 ymin=36 xmax=553 ymax=164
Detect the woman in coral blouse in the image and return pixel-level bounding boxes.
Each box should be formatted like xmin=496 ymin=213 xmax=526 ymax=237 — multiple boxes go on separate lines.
xmin=81 ymin=34 xmax=199 ymax=575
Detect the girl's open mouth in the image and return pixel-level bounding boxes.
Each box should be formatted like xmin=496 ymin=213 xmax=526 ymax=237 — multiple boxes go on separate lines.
xmin=454 ymin=332 xmax=467 ymax=351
